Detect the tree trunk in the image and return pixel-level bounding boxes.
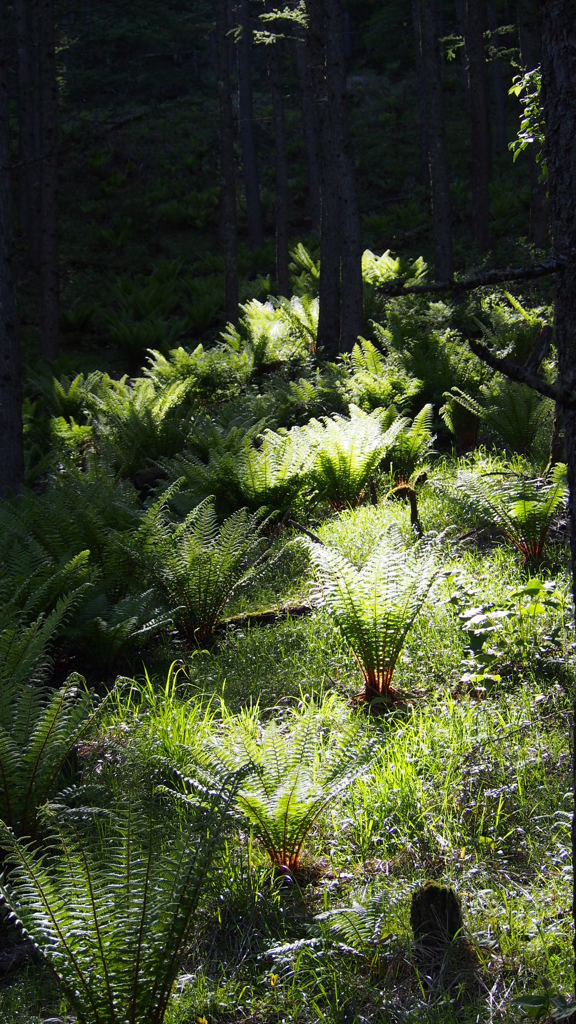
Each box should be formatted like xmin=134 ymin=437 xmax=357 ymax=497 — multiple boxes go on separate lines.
xmin=417 ymin=0 xmax=453 ymax=283
xmin=306 ymin=0 xmax=341 ymax=356
xmin=294 ymin=32 xmax=321 ymax=232
xmin=518 ymin=0 xmax=549 ymax=247
xmin=236 ymin=0 xmax=264 ymax=249
xmin=540 ymin=0 xmax=576 ymax=995
xmin=14 ymin=0 xmax=41 ymax=267
xmin=411 ymin=0 xmax=429 ymax=185
xmin=325 ymin=0 xmax=362 ymax=353
xmin=216 ymin=0 xmax=239 ymax=322
xmin=269 ymin=42 xmax=290 ymax=296
xmin=0 ymin=11 xmax=24 ymax=496
xmin=38 ymin=0 xmax=59 ymax=361
xmin=464 ymin=0 xmax=492 ymax=251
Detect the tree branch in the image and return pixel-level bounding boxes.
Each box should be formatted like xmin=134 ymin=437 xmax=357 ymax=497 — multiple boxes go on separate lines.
xmin=466 ymin=334 xmax=576 ymax=407
xmin=376 ymin=257 xmax=564 ymax=296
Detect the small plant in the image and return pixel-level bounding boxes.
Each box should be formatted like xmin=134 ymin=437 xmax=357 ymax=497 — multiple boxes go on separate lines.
xmin=211 ymin=696 xmax=374 ymax=873
xmin=306 ymin=526 xmax=442 ymax=703
xmin=130 ymin=494 xmax=277 ymax=643
xmin=383 ymin=403 xmax=435 ymax=485
xmin=450 ymin=463 xmax=567 ymax=563
xmin=305 ymin=405 xmax=406 ymax=510
xmin=0 ymin=674 xmax=98 ymax=837
xmin=0 ymin=778 xmax=240 ymax=1024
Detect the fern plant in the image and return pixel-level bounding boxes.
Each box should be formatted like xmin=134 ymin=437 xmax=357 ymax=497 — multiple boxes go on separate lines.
xmin=0 ymin=674 xmax=98 ymax=837
xmin=129 ymin=494 xmax=276 ymax=643
xmin=92 ymin=376 xmax=194 ymax=479
xmin=235 ymin=427 xmax=312 ymax=513
xmin=305 ymin=527 xmax=442 ymax=703
xmin=383 ymin=404 xmax=435 ymax=485
xmin=210 ymin=696 xmax=374 ymax=872
xmin=345 ymin=338 xmax=422 ymax=413
xmin=450 ymin=464 xmax=567 ymax=563
xmin=0 ymin=778 xmax=240 ymax=1024
xmin=304 ymin=405 xmax=406 ymax=510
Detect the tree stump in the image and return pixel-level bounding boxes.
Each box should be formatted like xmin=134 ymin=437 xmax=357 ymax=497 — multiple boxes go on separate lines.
xmin=410 ymin=882 xmax=480 ymax=997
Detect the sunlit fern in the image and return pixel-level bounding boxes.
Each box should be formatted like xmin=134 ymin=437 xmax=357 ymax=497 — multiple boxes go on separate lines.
xmin=345 ymin=337 xmax=422 ymax=413
xmin=235 ymin=427 xmax=313 ymax=512
xmin=277 ymin=294 xmax=319 ymax=355
xmin=304 ymin=405 xmax=406 ymax=509
xmin=289 ymin=242 xmax=320 ymax=295
xmin=128 ymin=493 xmax=276 ymax=643
xmin=144 ymin=343 xmax=251 ymax=400
xmin=305 ymin=526 xmax=442 ymax=702
xmin=383 ymin=403 xmax=435 ymax=485
xmin=479 ymin=378 xmax=554 ymax=457
xmin=361 ymin=250 xmax=428 ymax=287
xmin=210 ymin=696 xmax=375 ymax=872
xmin=0 ymin=778 xmax=240 ymax=1024
xmin=0 ymin=674 xmax=99 ymax=837
xmin=449 ymin=464 xmax=567 ymax=563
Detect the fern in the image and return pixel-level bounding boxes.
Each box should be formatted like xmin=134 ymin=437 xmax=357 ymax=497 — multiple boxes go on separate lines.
xmin=92 ymin=377 xmax=194 ymax=478
xmin=306 ymin=526 xmax=442 ymax=702
xmin=211 ymin=696 xmax=375 ymax=872
xmin=0 ymin=674 xmax=99 ymax=836
xmin=383 ymin=404 xmax=435 ymax=485
xmin=128 ymin=494 xmax=277 ymax=643
xmin=450 ymin=464 xmax=567 ymax=563
xmin=304 ymin=405 xmax=406 ymax=509
xmin=479 ymin=378 xmax=554 ymax=458
xmin=345 ymin=337 xmax=422 ymax=413
xmin=0 ymin=778 xmax=240 ymax=1024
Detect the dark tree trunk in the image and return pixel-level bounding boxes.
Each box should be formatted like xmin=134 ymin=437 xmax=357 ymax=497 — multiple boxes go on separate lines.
xmin=236 ymin=0 xmax=264 ymax=249
xmin=487 ymin=0 xmax=507 ymax=153
xmin=325 ymin=0 xmax=363 ymax=352
xmin=411 ymin=0 xmax=429 ymax=185
xmin=306 ymin=0 xmax=341 ymax=355
xmin=14 ymin=0 xmax=41 ymax=267
xmin=294 ymin=32 xmax=321 ymax=232
xmin=454 ymin=0 xmax=470 ymax=109
xmin=38 ymin=0 xmax=59 ymax=361
xmin=518 ymin=0 xmax=548 ymax=247
xmin=216 ymin=0 xmax=239 ymax=322
xmin=0 ymin=12 xmax=24 ymax=496
xmin=464 ymin=0 xmax=492 ymax=251
xmin=416 ymin=0 xmax=453 ymax=283
xmin=540 ymin=0 xmax=576 ymax=994
xmin=269 ymin=43 xmax=290 ymax=296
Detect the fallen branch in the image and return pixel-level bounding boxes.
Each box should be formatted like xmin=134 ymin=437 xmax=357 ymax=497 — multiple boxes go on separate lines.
xmin=376 ymin=257 xmax=563 ymax=296
xmin=219 ymin=601 xmax=314 ymax=629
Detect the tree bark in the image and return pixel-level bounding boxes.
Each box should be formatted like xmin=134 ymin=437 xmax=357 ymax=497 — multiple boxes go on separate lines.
xmin=325 ymin=0 xmax=363 ymax=353
xmin=540 ymin=0 xmax=576 ymax=995
xmin=216 ymin=0 xmax=239 ymax=322
xmin=416 ymin=0 xmax=453 ymax=283
xmin=38 ymin=0 xmax=59 ymax=361
xmin=14 ymin=0 xmax=41 ymax=267
xmin=294 ymin=31 xmax=321 ymax=232
xmin=411 ymin=0 xmax=429 ymax=186
xmin=0 ymin=11 xmax=24 ymax=496
xmin=518 ymin=0 xmax=549 ymax=247
xmin=269 ymin=42 xmax=290 ymax=296
xmin=464 ymin=0 xmax=492 ymax=251
xmin=236 ymin=0 xmax=264 ymax=249
xmin=306 ymin=0 xmax=341 ymax=355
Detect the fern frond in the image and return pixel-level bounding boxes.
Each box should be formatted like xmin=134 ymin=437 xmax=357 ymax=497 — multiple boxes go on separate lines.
xmin=449 ymin=466 xmax=567 ymax=562
xmin=211 ymin=696 xmax=375 ymax=871
xmin=305 ymin=526 xmax=442 ymax=701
